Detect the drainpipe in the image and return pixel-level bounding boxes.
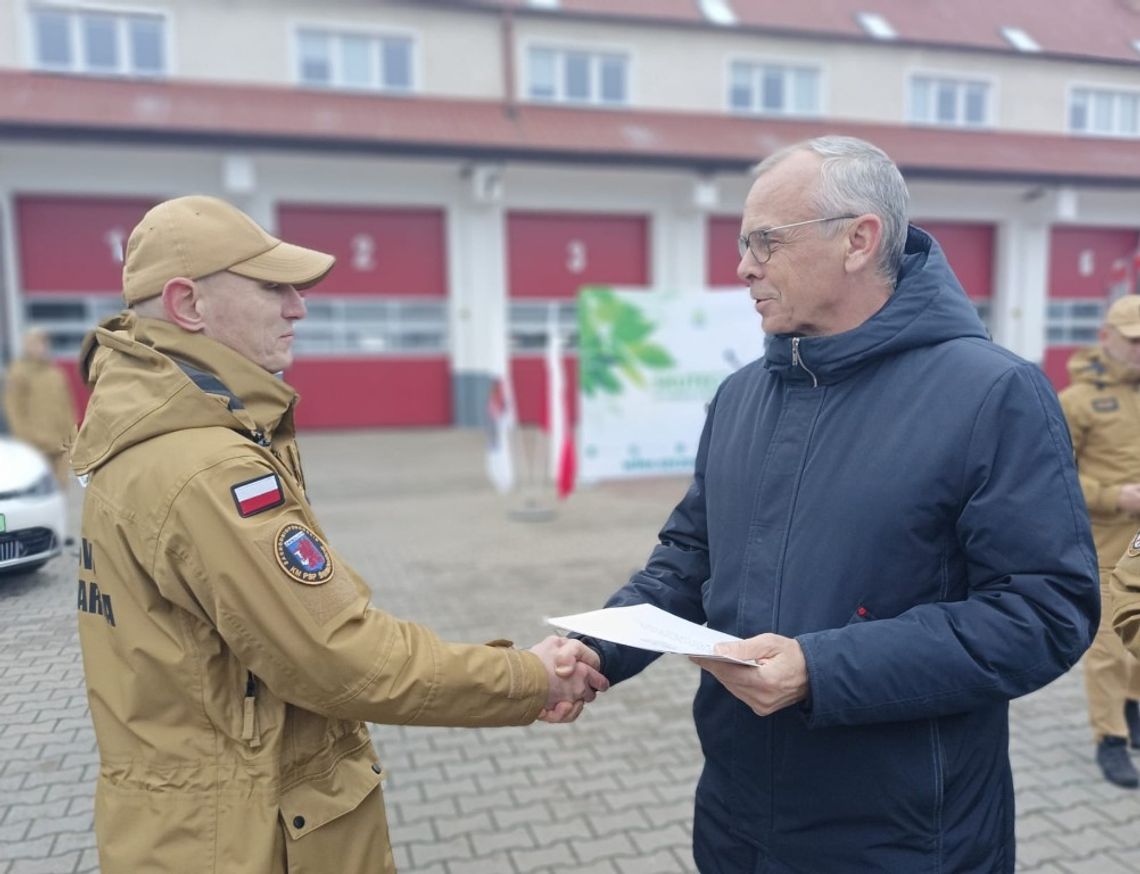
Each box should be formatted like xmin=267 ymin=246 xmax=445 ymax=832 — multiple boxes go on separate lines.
xmin=501 ymin=6 xmax=517 ymax=119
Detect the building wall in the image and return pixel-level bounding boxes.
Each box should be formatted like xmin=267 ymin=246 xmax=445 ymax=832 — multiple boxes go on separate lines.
xmin=8 ymin=0 xmax=502 ymax=97
xmin=4 ymin=2 xmax=1140 ymax=428
xmin=8 ymin=1 xmax=1140 ymax=135
xmin=509 ymin=17 xmax=1140 ymax=133
xmin=3 ymin=136 xmax=1139 ymax=427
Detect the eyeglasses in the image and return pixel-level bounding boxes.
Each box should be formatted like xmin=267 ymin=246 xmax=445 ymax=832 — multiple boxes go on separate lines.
xmin=737 ymin=215 xmax=859 ymax=265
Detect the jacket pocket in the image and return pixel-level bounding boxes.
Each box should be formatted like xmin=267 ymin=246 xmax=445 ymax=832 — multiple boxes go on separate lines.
xmin=279 ymin=754 xmax=393 ymax=874
xmin=241 ymin=672 xmax=262 ymax=749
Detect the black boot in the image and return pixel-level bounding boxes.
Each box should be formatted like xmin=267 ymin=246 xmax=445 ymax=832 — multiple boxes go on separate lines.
xmin=1097 ymin=736 xmax=1139 ymax=788
xmin=1126 ymin=699 xmax=1140 ymax=750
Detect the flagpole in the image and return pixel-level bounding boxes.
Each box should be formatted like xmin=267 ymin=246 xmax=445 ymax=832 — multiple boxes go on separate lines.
xmin=508 ymin=305 xmax=562 ymax=521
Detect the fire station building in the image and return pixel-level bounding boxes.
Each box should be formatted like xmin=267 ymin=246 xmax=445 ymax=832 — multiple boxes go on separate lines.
xmin=2 ymin=0 xmax=1139 ymax=428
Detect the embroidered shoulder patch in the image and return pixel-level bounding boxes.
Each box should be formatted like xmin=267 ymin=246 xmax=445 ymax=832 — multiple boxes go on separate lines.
xmin=1092 ymin=398 xmax=1119 ymax=413
xmin=275 ymin=523 xmax=334 ymax=585
xmin=231 ymin=474 xmax=284 ymax=518
xmin=1128 ymin=530 xmax=1140 ymax=558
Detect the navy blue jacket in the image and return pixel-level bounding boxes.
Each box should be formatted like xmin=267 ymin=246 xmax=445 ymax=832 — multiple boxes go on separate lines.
xmin=588 ymin=228 xmax=1098 ymax=873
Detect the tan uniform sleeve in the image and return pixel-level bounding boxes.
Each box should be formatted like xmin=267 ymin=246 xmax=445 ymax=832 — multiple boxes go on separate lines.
xmin=3 ymin=367 xmax=33 ymax=445
xmin=1112 ymin=539 xmax=1140 ymax=657
xmin=154 ymin=455 xmax=548 ymax=727
xmin=48 ymin=369 xmax=76 ymax=446
xmin=1059 ymin=386 xmax=1122 ymax=515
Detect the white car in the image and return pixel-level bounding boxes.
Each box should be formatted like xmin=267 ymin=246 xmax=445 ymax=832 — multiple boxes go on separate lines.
xmin=0 ymin=436 xmax=66 ymax=574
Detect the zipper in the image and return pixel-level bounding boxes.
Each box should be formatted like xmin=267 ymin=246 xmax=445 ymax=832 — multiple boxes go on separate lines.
xmin=286 ymin=444 xmax=306 ymax=493
xmin=790 ymin=337 xmax=819 ymax=388
xmin=269 ymin=446 xmax=307 ymax=496
xmin=241 ymin=671 xmax=261 ymax=748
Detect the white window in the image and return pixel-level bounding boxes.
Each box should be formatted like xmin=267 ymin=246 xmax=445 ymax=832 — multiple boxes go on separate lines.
xmin=908 ymin=75 xmax=991 ymax=128
xmin=699 ymin=0 xmax=737 ymax=26
xmin=29 ymin=5 xmax=166 ymax=77
xmin=526 ymin=46 xmax=628 ymax=106
xmin=856 ymin=11 xmax=897 ymax=40
xmin=295 ymin=28 xmax=414 ymax=93
xmin=23 ymin=296 xmax=124 ymax=357
xmin=294 ymin=299 xmax=448 ymax=356
xmin=22 ymin=294 xmax=448 ymax=358
xmin=509 ymin=301 xmax=578 ymax=354
xmin=1000 ymin=26 xmax=1040 ymax=53
xmin=1047 ymin=300 xmax=1105 ymax=345
xmin=1070 ymin=87 xmax=1140 ymax=137
xmin=729 ymin=61 xmax=821 ymax=116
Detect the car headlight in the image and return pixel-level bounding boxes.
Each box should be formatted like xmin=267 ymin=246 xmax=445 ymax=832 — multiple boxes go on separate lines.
xmin=25 ymin=472 xmax=58 ymax=498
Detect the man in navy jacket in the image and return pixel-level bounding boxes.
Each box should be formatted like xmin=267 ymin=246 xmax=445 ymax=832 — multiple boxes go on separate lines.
xmin=580 ymin=136 xmax=1098 ymax=873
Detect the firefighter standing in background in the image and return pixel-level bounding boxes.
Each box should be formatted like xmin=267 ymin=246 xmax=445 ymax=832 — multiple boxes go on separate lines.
xmin=70 ymin=195 xmax=607 ymax=873
xmin=1059 ymin=294 xmax=1140 ymax=788
xmin=3 ymin=327 xmax=75 ymax=487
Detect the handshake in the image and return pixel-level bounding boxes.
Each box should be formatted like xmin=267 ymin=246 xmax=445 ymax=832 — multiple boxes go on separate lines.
xmin=529 ymin=636 xmax=609 ymax=724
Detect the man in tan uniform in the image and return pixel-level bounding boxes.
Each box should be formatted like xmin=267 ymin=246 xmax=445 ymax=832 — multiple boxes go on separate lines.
xmin=3 ymin=327 xmax=75 ymax=486
xmin=1060 ymin=294 xmax=1140 ymax=788
xmin=71 ymin=195 xmax=607 ymax=874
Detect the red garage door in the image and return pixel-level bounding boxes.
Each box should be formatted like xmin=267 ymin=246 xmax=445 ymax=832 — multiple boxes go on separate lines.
xmin=913 ymin=222 xmax=994 ymax=303
xmin=507 ymin=212 xmax=649 ymax=425
xmin=707 ymin=215 xmax=742 ymax=288
xmin=1045 ymin=227 xmax=1140 ymax=390
xmin=16 ymin=195 xmax=158 ymax=411
xmin=277 ymin=205 xmax=451 ymax=428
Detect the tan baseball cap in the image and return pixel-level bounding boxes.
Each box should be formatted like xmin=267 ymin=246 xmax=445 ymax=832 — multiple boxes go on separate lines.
xmin=1106 ymin=295 xmax=1140 ymax=339
xmin=121 ymin=195 xmax=335 ymax=304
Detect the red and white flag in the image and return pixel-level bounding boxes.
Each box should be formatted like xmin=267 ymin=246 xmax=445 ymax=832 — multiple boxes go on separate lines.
xmin=231 ymin=474 xmax=284 ymax=518
xmin=485 ymin=371 xmax=516 ymax=494
xmin=544 ymin=310 xmax=576 ymax=499
xmin=1109 ymin=258 xmax=1131 ymax=299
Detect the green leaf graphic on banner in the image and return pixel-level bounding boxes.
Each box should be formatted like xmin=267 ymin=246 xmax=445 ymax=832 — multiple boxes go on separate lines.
xmin=579 ymin=287 xmax=675 ymax=397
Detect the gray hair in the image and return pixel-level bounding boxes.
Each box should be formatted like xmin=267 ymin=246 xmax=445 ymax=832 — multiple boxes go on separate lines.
xmin=755 ymin=136 xmax=910 ymax=286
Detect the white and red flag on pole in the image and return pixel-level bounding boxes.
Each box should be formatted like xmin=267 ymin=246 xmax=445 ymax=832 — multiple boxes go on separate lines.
xmin=544 ymin=309 xmax=576 ymax=499
xmin=1109 ymin=258 xmax=1131 ymax=299
xmin=485 ymin=370 xmax=516 ymax=494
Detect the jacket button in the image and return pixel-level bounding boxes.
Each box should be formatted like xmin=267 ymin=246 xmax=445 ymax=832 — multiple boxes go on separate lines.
xmin=293 ymin=816 xmax=305 ymax=830
xmin=371 ymin=763 xmax=382 ymax=774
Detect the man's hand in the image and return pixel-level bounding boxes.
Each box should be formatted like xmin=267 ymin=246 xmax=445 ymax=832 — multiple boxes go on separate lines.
xmin=690 ymin=633 xmax=809 ymax=717
xmin=1119 ymin=484 xmax=1140 ymax=515
xmin=529 ymin=636 xmax=609 ymax=723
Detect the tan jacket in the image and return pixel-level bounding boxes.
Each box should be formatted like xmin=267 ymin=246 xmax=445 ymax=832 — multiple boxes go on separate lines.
xmin=3 ymin=356 xmax=74 ymax=456
xmin=1113 ymin=534 xmax=1140 ymax=654
xmin=72 ymin=313 xmax=548 ymax=874
xmin=1059 ymin=347 xmax=1140 ymax=569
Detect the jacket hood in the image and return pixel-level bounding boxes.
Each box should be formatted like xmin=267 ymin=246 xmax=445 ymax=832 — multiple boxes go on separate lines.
xmin=72 ymin=311 xmax=297 ymax=475
xmin=1066 ymin=345 xmax=1140 ymax=388
xmin=763 ymin=226 xmax=989 ymax=385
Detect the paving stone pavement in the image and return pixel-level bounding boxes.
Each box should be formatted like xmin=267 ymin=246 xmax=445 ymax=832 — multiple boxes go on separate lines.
xmin=2 ymin=427 xmax=1140 ymax=873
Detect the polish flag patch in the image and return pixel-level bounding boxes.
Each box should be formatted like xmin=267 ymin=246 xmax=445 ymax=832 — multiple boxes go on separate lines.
xmin=231 ymin=473 xmax=285 ymax=518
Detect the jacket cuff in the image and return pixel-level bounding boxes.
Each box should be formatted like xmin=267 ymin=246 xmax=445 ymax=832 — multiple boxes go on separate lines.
xmin=795 ymin=633 xmax=825 ymax=729
xmin=1099 ymin=485 xmax=1125 ymax=515
xmin=507 ymin=648 xmax=549 ymax=722
xmin=485 ymin=639 xmax=549 ymax=716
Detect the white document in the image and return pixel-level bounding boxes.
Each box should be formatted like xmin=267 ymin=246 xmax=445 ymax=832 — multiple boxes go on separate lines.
xmin=546 ymin=604 xmax=754 ymax=664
